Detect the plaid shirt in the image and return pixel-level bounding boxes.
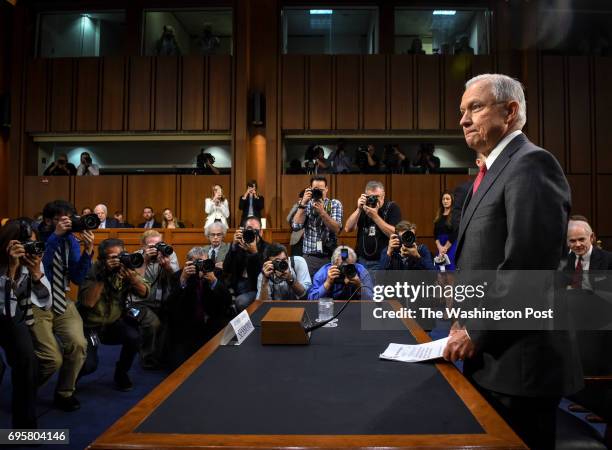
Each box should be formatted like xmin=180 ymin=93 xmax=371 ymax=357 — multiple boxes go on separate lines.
xmin=291 ymin=198 xmax=343 ymax=255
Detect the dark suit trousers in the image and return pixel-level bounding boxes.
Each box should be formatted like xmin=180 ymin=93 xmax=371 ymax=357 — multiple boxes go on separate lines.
xmin=476 ymin=385 xmax=560 ymax=450
xmin=0 ymin=314 xmax=38 ymax=429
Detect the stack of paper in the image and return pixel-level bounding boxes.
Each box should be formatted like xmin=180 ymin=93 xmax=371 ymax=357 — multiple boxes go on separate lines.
xmin=379 ymin=337 xmax=450 ymax=363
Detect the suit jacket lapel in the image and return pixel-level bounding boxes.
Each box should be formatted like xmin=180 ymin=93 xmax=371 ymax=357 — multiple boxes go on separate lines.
xmin=590 ymin=247 xmax=602 ymax=271
xmin=456 ymin=133 xmax=529 ymax=260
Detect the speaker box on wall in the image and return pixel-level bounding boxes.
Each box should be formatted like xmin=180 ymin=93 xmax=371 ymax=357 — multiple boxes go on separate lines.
xmin=249 ymin=91 xmax=265 ymax=127
xmin=0 ymin=94 xmax=9 ymax=129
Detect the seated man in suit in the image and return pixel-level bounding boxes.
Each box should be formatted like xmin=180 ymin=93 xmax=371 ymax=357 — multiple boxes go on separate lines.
xmin=565 ymin=216 xmax=612 ymax=289
xmin=114 ymin=211 xmax=134 ymax=228
xmin=203 ymin=221 xmax=230 ymax=273
xmin=138 ymin=207 xmax=162 ymax=229
xmin=94 ymin=204 xmax=120 ymax=229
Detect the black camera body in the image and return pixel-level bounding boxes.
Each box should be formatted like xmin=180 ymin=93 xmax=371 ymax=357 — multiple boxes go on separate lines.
xmin=71 ymin=213 xmax=100 ymax=232
xmin=272 ymin=259 xmax=289 ymax=273
xmin=22 ymin=240 xmax=46 ymax=256
xmin=194 ymin=258 xmax=215 ymax=274
xmin=401 ymin=230 xmax=416 ymax=247
xmin=84 ymin=156 xmax=92 ymax=165
xmin=365 ymin=195 xmax=379 ymax=208
xmin=338 ymin=263 xmax=357 ymax=280
xmin=242 ymin=228 xmax=258 ymax=244
xmin=119 ymin=251 xmax=144 ymax=269
xmin=155 ymin=242 xmax=174 ymax=256
xmin=311 ymin=188 xmax=323 ymax=202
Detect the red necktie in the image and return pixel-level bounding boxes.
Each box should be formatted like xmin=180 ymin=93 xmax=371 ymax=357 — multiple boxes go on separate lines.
xmin=571 ymin=255 xmax=583 ymax=289
xmin=472 ymin=164 xmax=488 ymax=194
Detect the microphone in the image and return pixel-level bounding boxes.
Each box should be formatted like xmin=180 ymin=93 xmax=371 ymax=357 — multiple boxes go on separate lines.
xmin=305 ymin=285 xmax=374 ymax=333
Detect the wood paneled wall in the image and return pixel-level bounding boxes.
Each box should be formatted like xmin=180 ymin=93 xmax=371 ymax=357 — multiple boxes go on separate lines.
xmin=24 ymin=55 xmax=231 ymax=133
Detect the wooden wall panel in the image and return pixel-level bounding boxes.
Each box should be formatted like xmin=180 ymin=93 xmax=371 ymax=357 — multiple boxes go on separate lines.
xmin=567 ymin=57 xmax=591 ymax=174
xmin=541 ymin=55 xmax=566 ymax=169
xmin=75 ymin=58 xmax=99 ymax=132
xmin=281 ymin=55 xmax=305 ymax=130
xmin=128 ymin=56 xmax=152 ymax=131
xmin=154 ymin=57 xmax=178 ymax=131
xmin=22 ymin=176 xmax=70 ymax=218
xmin=126 ymin=175 xmax=176 ymax=226
xmin=390 ymin=55 xmax=413 ymax=130
xmin=417 ymin=56 xmax=440 ymax=130
xmin=280 ymin=175 xmax=317 ymax=230
xmin=594 ymin=59 xmax=612 ymax=173
xmin=362 ymin=55 xmax=386 ymax=130
xmin=25 ymin=59 xmax=48 ymax=132
xmin=308 ymin=55 xmax=332 ymax=130
xmin=335 ymin=55 xmax=360 ymax=130
xmin=597 ymin=175 xmax=612 ymax=235
xmin=208 ymin=55 xmax=231 ymax=131
xmin=100 ymin=56 xmax=125 ymax=131
xmin=391 ymin=175 xmax=441 ymax=236
xmin=444 ymin=174 xmax=473 ymax=195
xmin=471 ymin=55 xmax=493 ymax=77
xmin=181 ymin=56 xmax=206 ymax=131
xmin=74 ymin=176 xmax=123 ymax=219
xmin=567 ymin=175 xmax=592 ymax=223
xmin=444 ymin=55 xmax=469 ymax=131
xmin=49 ymin=58 xmax=73 ymax=132
xmin=179 ymin=174 xmax=231 ymax=228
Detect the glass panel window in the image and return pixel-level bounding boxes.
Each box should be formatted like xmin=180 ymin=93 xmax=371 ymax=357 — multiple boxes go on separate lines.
xmin=282 ymin=7 xmax=379 ymax=54
xmin=37 ymin=11 xmax=126 ymax=57
xmin=143 ymin=9 xmax=233 ymax=56
xmin=395 ymin=8 xmax=490 ymax=55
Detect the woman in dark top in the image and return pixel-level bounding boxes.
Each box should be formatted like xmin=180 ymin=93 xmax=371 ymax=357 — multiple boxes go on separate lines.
xmin=238 ymin=180 xmax=264 ymax=226
xmin=433 ymin=191 xmax=456 ymax=271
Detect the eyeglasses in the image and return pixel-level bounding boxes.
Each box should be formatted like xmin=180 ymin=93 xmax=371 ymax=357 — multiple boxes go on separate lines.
xmin=209 ymin=233 xmax=224 ymax=237
xmin=459 ymin=101 xmax=506 ymax=117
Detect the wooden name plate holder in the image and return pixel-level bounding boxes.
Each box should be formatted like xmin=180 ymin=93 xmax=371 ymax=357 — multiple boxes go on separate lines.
xmin=261 ymin=307 xmax=311 ymax=345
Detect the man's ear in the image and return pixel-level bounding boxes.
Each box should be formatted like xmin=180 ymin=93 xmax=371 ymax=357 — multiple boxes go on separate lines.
xmin=505 ymin=101 xmax=519 ymax=125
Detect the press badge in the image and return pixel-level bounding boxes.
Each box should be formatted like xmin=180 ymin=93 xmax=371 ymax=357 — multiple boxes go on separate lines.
xmin=368 ymin=226 xmax=376 ymax=237
xmin=155 ymin=287 xmax=163 ymax=301
xmin=316 ymin=241 xmax=323 ymax=253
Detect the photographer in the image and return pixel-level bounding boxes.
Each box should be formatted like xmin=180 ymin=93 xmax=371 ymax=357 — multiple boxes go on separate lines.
xmin=0 ymin=219 xmax=51 ymax=429
xmin=78 ymin=239 xmax=149 ymax=391
xmin=291 ymin=175 xmax=343 ymax=277
xmin=130 ymin=230 xmax=180 ymax=369
xmin=32 ymin=200 xmax=94 ymax=411
xmin=412 ymin=143 xmax=440 ymax=173
xmin=167 ymin=248 xmax=232 ymax=368
xmin=380 ymin=221 xmax=434 ymax=270
xmin=328 ymin=140 xmax=353 ymax=174
xmin=344 ymin=181 xmax=401 ymax=272
xmin=223 ymin=216 xmax=268 ymax=310
xmin=308 ymin=246 xmax=373 ymax=300
xmin=196 ymin=149 xmax=220 ymax=175
xmin=304 ymin=145 xmax=329 ymax=175
xmin=356 ymin=144 xmax=380 ymax=174
xmin=238 ymin=180 xmax=264 ymax=225
xmin=76 ymin=151 xmax=100 ymax=176
xmin=382 ymin=144 xmax=407 ymax=174
xmin=43 ymin=153 xmax=77 ymax=176
xmin=257 ymin=243 xmax=311 ymax=301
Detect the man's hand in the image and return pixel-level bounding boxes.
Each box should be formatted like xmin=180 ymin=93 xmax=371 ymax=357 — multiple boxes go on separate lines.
xmin=22 ymin=254 xmax=43 ymax=281
xmin=362 ymin=205 xmax=379 ymax=219
xmin=443 ymin=324 xmax=475 ymax=362
xmin=105 ymin=256 xmax=121 ymax=272
xmin=357 ymin=194 xmax=367 ymax=210
xmin=278 ymin=266 xmax=293 ymax=281
xmin=55 ymin=216 xmax=72 ymax=236
xmin=312 ymin=200 xmax=325 ymax=216
xmin=262 ymin=260 xmax=275 ymax=279
xmin=180 ymin=261 xmax=196 ymax=285
xmin=80 ymin=230 xmax=95 ymax=255
xmin=119 ymin=267 xmax=139 ymax=284
xmin=346 ymin=274 xmax=361 ymax=287
xmin=323 ymin=265 xmax=340 ymax=291
xmin=143 ymin=245 xmax=159 ymax=263
xmin=400 ymin=244 xmax=420 ymax=259
xmin=158 ymin=253 xmax=174 ymax=272
xmin=202 ymin=270 xmax=217 ymax=284
xmin=233 ymin=229 xmax=243 ymax=245
xmin=387 ymin=234 xmax=400 ymax=257
xmin=301 ymin=188 xmax=313 ymax=205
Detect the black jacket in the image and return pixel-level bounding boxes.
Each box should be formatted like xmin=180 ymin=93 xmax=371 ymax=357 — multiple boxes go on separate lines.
xmin=138 ymin=221 xmax=162 ymax=228
xmin=222 ymin=239 xmax=269 ymax=291
xmin=238 ymin=195 xmax=264 ymax=224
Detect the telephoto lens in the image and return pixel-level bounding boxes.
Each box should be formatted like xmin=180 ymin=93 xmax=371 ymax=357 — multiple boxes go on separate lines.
xmin=242 ymin=228 xmax=258 ymax=244
xmin=71 ymin=213 xmax=101 ymax=232
xmin=311 ymin=188 xmax=323 ymax=201
xmin=272 ymin=259 xmax=289 ymax=272
xmin=400 ymin=230 xmax=416 ymax=247
xmin=119 ymin=251 xmax=145 ymax=269
xmin=155 ymin=242 xmax=174 ymax=256
xmin=22 ymin=240 xmax=46 ymax=256
xmin=194 ymin=258 xmax=215 ymax=273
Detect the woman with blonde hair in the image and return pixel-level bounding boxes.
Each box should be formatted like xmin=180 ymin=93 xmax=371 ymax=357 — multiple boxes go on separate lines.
xmin=204 ymin=184 xmax=230 ymax=227
xmin=162 ymin=208 xmax=185 ymax=229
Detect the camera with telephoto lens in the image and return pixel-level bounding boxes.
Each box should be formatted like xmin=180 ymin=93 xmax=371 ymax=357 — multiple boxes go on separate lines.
xmin=365 ymin=195 xmax=378 ymax=208
xmin=119 ymin=251 xmax=144 ymax=269
xmin=400 ymin=230 xmax=416 ymax=247
xmin=22 ymin=240 xmax=46 ymax=256
xmin=338 ymin=263 xmax=357 ymax=280
xmin=70 ymin=213 xmax=101 ymax=232
xmin=242 ymin=228 xmax=258 ymax=244
xmin=311 ymin=188 xmax=323 ymax=202
xmin=272 ymin=259 xmax=289 ymax=273
xmin=194 ymin=258 xmax=215 ymax=274
xmin=154 ymin=242 xmax=173 ymax=256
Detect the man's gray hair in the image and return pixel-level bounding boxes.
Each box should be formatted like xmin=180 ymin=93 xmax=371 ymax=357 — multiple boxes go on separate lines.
xmin=465 ymin=74 xmax=527 ymax=129
xmin=187 ymin=246 xmax=207 ymax=260
xmin=568 ymin=219 xmax=593 ymax=235
xmin=365 ymin=180 xmax=385 ymax=192
xmin=204 ymin=221 xmax=228 ymax=237
xmin=94 ymin=203 xmax=108 ymax=214
xmin=331 ymin=245 xmax=357 ymax=265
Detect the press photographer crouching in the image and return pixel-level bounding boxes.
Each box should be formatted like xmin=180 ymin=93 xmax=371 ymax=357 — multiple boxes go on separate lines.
xmin=223 ymin=216 xmax=268 ymax=311
xmin=130 ymin=230 xmax=180 ymax=369
xmin=257 ymin=243 xmax=311 ymax=300
xmin=308 ymin=246 xmax=373 ymax=300
xmin=78 ymin=239 xmax=149 ymax=391
xmin=380 ymin=221 xmax=434 ymax=270
xmin=166 ymin=247 xmax=232 ymax=369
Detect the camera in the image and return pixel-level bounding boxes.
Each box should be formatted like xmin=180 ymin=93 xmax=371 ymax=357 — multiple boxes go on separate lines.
xmin=365 ymin=195 xmax=378 ymax=208
xmin=22 ymin=240 xmax=46 ymax=256
xmin=71 ymin=213 xmax=101 ymax=232
xmin=311 ymin=188 xmax=323 ymax=202
xmin=197 ymin=151 xmax=215 ymax=168
xmin=119 ymin=251 xmax=144 ymax=269
xmin=434 ymin=254 xmax=450 ymax=266
xmin=194 ymin=258 xmax=215 ymax=274
xmin=338 ymin=263 xmax=357 ymax=280
xmin=400 ymin=230 xmax=416 ymax=247
xmin=272 ymin=259 xmax=289 ymax=273
xmin=155 ymin=242 xmax=174 ymax=256
xmin=84 ymin=156 xmax=92 ymax=165
xmin=242 ymin=228 xmax=258 ymax=244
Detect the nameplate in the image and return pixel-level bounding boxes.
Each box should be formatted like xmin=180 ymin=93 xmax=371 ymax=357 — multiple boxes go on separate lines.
xmin=220 ymin=310 xmax=254 ymax=346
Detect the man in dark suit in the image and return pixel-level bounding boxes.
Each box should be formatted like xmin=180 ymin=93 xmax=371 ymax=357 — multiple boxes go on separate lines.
xmin=138 ymin=207 xmax=162 ymax=229
xmin=443 ymin=74 xmax=583 ymax=449
xmin=94 ymin=204 xmax=120 ymax=229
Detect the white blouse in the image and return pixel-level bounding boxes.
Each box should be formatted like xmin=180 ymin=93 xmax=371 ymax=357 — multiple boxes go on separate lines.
xmin=204 ymin=198 xmax=230 ymax=227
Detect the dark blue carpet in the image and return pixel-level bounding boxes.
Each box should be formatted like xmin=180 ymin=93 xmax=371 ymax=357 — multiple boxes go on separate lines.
xmin=0 ymin=345 xmax=169 ymax=449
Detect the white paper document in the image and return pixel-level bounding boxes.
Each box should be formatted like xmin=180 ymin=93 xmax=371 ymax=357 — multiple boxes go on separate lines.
xmin=379 ymin=337 xmax=450 ymax=363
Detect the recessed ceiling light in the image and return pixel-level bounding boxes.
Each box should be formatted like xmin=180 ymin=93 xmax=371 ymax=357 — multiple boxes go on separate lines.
xmin=310 ymin=9 xmax=333 ymax=15
xmin=433 ymin=10 xmax=456 ymax=16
